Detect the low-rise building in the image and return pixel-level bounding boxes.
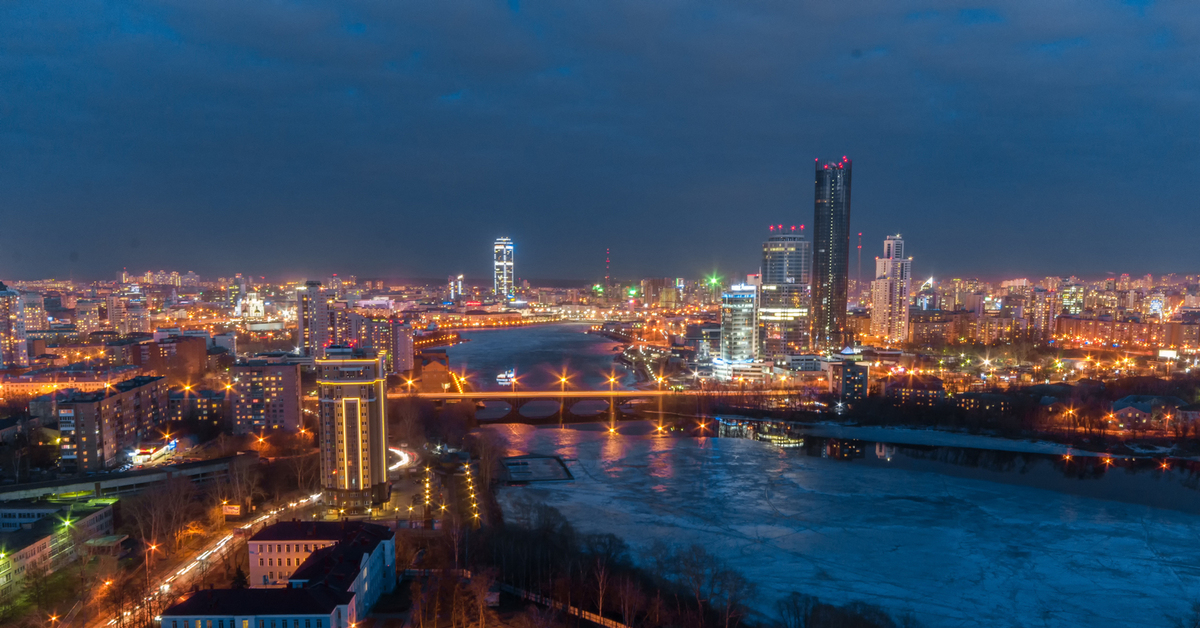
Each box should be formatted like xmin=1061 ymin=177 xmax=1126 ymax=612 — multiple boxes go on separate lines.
xmin=883 ymin=375 xmax=945 ymax=407
xmin=165 ymin=520 xmax=396 ymax=628
xmin=0 ymin=499 xmax=116 ymax=602
xmin=161 ymin=587 xmax=355 ymax=628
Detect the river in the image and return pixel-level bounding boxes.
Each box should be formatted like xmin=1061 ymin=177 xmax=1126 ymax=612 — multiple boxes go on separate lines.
xmin=488 ymin=423 xmax=1200 ymax=627
xmin=443 ymin=323 xmax=637 ymax=392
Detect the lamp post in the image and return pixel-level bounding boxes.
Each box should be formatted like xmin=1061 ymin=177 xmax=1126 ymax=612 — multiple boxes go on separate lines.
xmin=145 ymin=542 xmax=158 ymax=590
xmin=558 ymin=373 xmax=569 ymax=429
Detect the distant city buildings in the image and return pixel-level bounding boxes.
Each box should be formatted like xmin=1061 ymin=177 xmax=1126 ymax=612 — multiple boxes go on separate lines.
xmin=869 ymin=235 xmax=912 ymax=344
xmin=811 ymin=157 xmax=852 ymax=352
xmin=493 ymin=237 xmax=514 ymax=300
xmin=316 ymin=346 xmax=389 ymax=513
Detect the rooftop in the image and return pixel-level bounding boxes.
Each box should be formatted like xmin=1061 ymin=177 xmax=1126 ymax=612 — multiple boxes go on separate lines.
xmin=249 ymin=520 xmax=390 ymax=543
xmin=162 ymin=586 xmax=353 ymax=617
xmin=287 ymin=523 xmax=394 ymax=592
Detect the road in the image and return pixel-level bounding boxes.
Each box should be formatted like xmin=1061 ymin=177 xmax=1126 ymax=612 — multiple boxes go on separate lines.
xmin=95 ymin=493 xmax=323 ymax=627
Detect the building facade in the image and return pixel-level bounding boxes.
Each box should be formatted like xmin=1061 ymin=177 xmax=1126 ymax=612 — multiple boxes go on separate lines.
xmin=493 ymin=237 xmax=514 ymax=299
xmin=869 ymin=235 xmax=912 ymax=344
xmin=0 ymin=283 xmax=29 ymax=369
xmin=297 ymin=281 xmax=335 ymax=357
xmin=56 ymin=376 xmax=168 ymax=473
xmin=230 ymin=362 xmax=302 ymax=434
xmin=719 ymin=285 xmax=758 ymax=362
xmin=811 ymin=158 xmax=852 ymax=352
xmin=316 ymin=347 xmax=389 ymax=512
xmin=759 ymin=228 xmax=811 ymax=359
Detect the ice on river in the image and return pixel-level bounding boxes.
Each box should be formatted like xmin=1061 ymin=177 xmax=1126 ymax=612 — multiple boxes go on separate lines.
xmin=488 ymin=423 xmax=1200 ymax=628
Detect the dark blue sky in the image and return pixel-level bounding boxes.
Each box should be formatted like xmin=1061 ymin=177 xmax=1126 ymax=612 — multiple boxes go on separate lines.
xmin=1 ymin=0 xmax=1196 ymax=284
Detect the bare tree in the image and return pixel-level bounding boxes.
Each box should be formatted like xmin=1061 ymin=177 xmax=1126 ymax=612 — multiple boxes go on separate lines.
xmin=466 ymin=568 xmax=497 ymax=628
xmin=616 ymin=576 xmax=646 ymax=626
xmin=776 ymin=592 xmax=818 ymax=628
xmin=592 ymin=558 xmax=610 ymax=619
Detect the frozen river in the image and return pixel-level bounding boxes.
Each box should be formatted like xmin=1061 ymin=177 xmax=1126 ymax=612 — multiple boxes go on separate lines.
xmin=489 ymin=423 xmax=1200 ymax=627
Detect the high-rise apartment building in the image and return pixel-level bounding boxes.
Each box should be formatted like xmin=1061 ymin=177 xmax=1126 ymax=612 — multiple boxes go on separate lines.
xmin=870 ymin=235 xmax=912 ymax=344
xmin=719 ymin=285 xmax=759 ymax=362
xmin=230 ymin=361 xmax=302 ymax=434
xmin=346 ymin=312 xmax=415 ymax=374
xmin=812 ymin=157 xmax=852 ymax=352
xmin=0 ymin=284 xmax=29 ymax=369
xmin=75 ymin=299 xmax=103 ymax=335
xmin=20 ymin=291 xmax=45 ymax=334
xmin=316 ymin=346 xmax=389 ymax=513
xmin=493 ymin=237 xmax=514 ymax=300
xmin=297 ymin=280 xmax=335 ymax=356
xmin=56 ymin=376 xmax=168 ymax=473
xmin=1060 ymin=280 xmax=1086 ymax=315
xmin=759 ymin=226 xmax=812 ymax=359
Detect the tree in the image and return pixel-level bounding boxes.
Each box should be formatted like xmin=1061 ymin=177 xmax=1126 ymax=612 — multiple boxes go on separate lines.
xmin=22 ymin=562 xmax=50 ymax=611
xmin=230 ymin=566 xmax=249 ymax=589
xmin=616 ymin=576 xmax=646 ymax=626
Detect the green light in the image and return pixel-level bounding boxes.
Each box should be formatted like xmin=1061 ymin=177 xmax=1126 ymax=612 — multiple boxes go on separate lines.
xmin=626 ymin=288 xmax=637 ymax=297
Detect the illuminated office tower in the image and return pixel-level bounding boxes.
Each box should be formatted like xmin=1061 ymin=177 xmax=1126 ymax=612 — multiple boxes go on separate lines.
xmin=869 ymin=235 xmax=912 ymax=344
xmin=760 ymin=226 xmax=811 ymax=358
xmin=316 ymin=346 xmax=389 ymax=513
xmin=812 ymin=157 xmax=852 ymax=352
xmin=493 ymin=237 xmax=514 ymax=299
xmin=0 ymin=284 xmax=28 ymax=368
xmin=719 ymin=285 xmax=759 ymax=361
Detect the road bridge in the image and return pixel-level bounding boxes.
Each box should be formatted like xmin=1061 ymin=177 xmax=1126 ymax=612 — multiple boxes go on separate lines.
xmin=387 ymin=389 xmax=802 ymax=423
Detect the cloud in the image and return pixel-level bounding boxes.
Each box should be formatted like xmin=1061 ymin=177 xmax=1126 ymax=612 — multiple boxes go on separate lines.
xmin=0 ymin=0 xmax=1196 ymax=282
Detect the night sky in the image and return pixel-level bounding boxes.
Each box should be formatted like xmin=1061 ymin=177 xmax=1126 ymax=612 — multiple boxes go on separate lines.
xmin=2 ymin=1 xmax=1197 ymax=284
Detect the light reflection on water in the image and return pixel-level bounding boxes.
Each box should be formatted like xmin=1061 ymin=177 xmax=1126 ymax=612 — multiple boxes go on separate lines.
xmin=444 ymin=323 xmax=636 ymax=392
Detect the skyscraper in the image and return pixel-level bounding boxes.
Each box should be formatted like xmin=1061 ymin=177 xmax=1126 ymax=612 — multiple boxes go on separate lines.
xmin=719 ymin=285 xmax=759 ymax=362
xmin=316 ymin=346 xmax=389 ymax=513
xmin=0 ymin=284 xmax=28 ymax=368
xmin=759 ymin=226 xmax=811 ymax=358
xmin=493 ymin=237 xmax=514 ymax=300
xmin=811 ymin=157 xmax=852 ymax=352
xmin=870 ymin=235 xmax=912 ymax=344
xmin=762 ymin=225 xmax=812 ymax=286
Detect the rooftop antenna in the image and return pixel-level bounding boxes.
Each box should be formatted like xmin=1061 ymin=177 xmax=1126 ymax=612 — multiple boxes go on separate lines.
xmin=857 ymin=233 xmax=863 ymax=295
xmin=605 ymin=248 xmax=611 ymax=297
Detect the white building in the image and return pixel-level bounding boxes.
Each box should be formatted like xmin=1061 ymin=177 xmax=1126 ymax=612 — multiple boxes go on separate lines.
xmin=493 ymin=237 xmax=514 ymax=299
xmin=719 ymin=284 xmax=758 ymax=362
xmin=869 ymin=235 xmax=912 ymax=344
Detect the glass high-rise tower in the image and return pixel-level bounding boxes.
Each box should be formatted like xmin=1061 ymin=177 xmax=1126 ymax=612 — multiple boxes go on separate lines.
xmin=760 ymin=226 xmax=811 ymax=358
xmin=493 ymin=237 xmax=514 ymax=300
xmin=811 ymin=157 xmax=852 ymax=352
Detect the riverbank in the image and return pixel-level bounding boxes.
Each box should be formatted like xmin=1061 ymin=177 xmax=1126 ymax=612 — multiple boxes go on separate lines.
xmin=794 ymin=422 xmax=1092 ymax=457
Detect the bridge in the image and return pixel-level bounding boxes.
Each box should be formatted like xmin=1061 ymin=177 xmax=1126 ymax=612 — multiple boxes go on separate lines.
xmin=386 ymin=388 xmax=803 ymax=424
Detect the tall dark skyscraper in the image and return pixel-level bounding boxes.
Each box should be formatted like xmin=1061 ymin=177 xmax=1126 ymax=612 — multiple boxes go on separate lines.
xmin=811 ymin=157 xmax=852 ymax=352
